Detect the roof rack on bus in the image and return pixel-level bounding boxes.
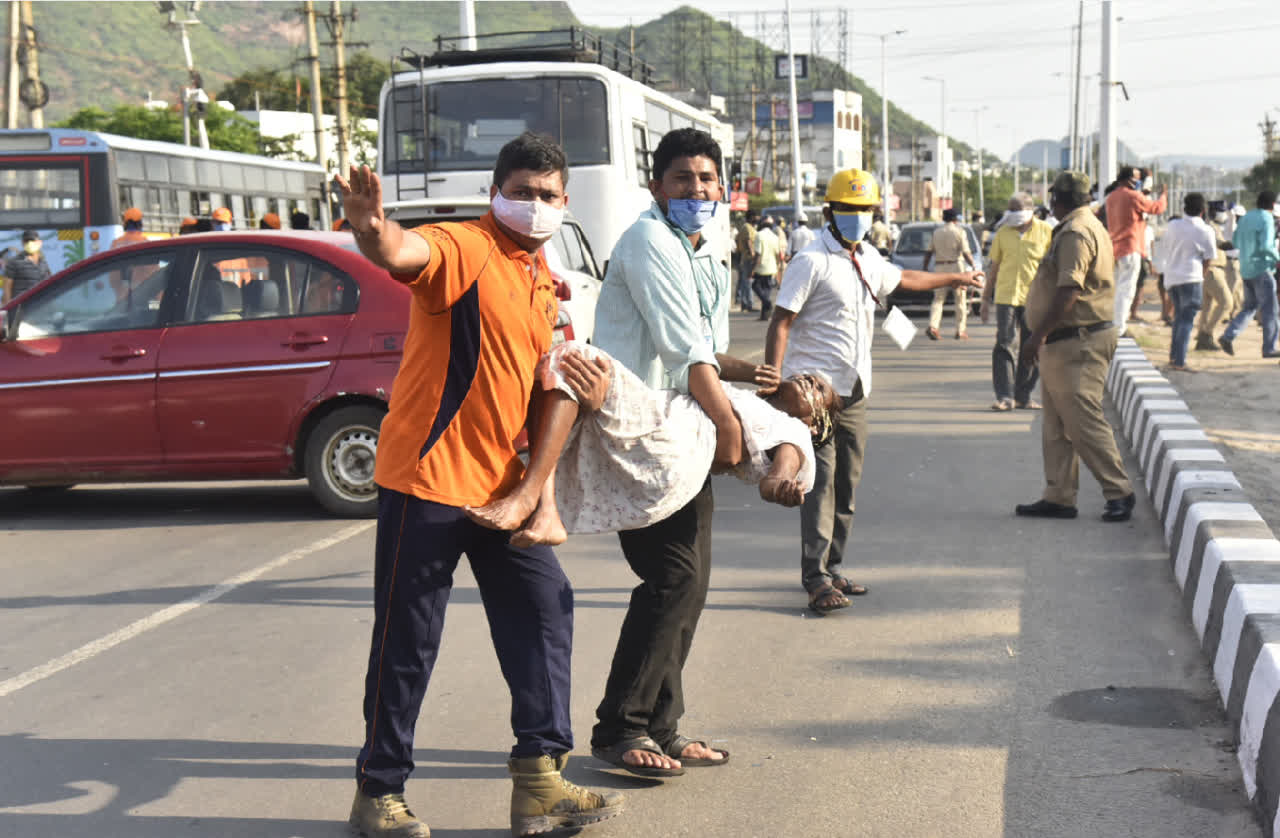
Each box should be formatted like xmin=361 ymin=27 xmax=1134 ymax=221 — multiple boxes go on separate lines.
xmin=398 ymin=27 xmax=655 ymax=85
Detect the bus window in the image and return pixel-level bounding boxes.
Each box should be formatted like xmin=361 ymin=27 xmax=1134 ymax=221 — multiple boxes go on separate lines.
xmin=170 ymin=156 xmax=196 ymax=186
xmin=116 ymin=151 xmax=144 ymax=181
xmin=144 ymin=187 xmax=163 ymax=219
xmin=144 ymin=154 xmax=169 ymax=182
xmin=389 ymin=77 xmax=610 ymax=175
xmin=193 ymin=191 xmax=210 ymax=217
xmin=230 ymin=194 xmax=246 ymax=228
xmin=196 ymin=159 xmax=219 ymax=188
xmin=220 ymin=163 xmax=245 ymax=193
xmin=250 ymin=195 xmax=269 ymax=223
xmin=175 ymin=189 xmax=192 ymax=220
xmin=266 ymin=169 xmax=287 ymax=195
xmin=0 ymin=164 xmax=82 ymax=227
xmin=632 ymin=123 xmax=649 ymax=186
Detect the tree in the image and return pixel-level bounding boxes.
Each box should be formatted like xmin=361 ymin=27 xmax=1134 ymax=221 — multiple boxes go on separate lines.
xmin=216 ymin=52 xmax=389 ymax=119
xmin=1243 ymin=158 xmax=1280 ymax=196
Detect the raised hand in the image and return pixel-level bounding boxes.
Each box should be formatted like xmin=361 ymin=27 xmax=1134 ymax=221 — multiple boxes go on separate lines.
xmin=333 ymin=165 xmax=385 ymax=235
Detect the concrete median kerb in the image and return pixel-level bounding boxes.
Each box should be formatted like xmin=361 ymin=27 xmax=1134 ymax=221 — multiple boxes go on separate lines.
xmin=1106 ymin=336 xmax=1280 ymax=832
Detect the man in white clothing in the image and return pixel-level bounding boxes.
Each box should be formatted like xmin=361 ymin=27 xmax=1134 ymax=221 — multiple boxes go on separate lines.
xmin=764 ymin=169 xmax=984 ymax=615
xmin=1160 ymin=193 xmax=1216 ymax=371
xmin=788 ymin=216 xmax=815 ymax=257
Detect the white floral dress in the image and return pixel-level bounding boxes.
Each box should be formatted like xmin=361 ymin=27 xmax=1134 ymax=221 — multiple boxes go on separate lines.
xmin=539 ymin=341 xmax=816 ymax=534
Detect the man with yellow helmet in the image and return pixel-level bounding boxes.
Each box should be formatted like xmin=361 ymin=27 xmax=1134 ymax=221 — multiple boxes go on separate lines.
xmin=765 ymin=168 xmax=985 ymax=614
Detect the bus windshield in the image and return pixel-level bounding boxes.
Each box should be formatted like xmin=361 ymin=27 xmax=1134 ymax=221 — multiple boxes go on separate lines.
xmin=0 ymin=163 xmax=83 ymax=227
xmin=385 ymin=76 xmax=610 ymax=175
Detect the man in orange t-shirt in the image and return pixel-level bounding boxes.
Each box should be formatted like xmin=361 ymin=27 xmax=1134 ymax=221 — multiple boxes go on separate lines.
xmin=110 ymin=207 xmax=148 ymax=249
xmin=336 ymin=132 xmax=623 ymax=838
xmin=1104 ymin=165 xmax=1168 ymax=328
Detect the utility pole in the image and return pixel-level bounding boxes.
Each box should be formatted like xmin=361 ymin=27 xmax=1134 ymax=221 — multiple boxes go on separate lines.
xmin=6 ymin=1 xmax=19 ymax=129
xmin=19 ymin=0 xmax=41 ymax=128
xmin=747 ymin=84 xmax=757 ymax=174
xmin=329 ymin=1 xmax=351 ymax=175
xmin=1098 ymin=0 xmax=1117 ymax=188
xmin=769 ymin=94 xmax=778 ymax=186
xmin=459 ymin=0 xmax=476 ymax=51
xmin=975 ymin=109 xmax=984 ymax=219
xmin=161 ymin=2 xmax=208 ymax=149
xmin=303 ymin=1 xmax=327 ymax=171
xmin=1041 ymin=146 xmax=1048 ymax=205
xmin=784 ymin=0 xmax=803 ymax=224
xmin=1070 ymin=1 xmax=1083 ymax=169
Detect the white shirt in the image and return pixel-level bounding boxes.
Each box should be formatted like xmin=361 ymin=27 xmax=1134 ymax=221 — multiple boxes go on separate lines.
xmin=774 ymin=227 xmax=902 ymax=397
xmin=1159 ymin=215 xmax=1217 ymax=288
xmin=788 ymin=224 xmax=815 ymax=256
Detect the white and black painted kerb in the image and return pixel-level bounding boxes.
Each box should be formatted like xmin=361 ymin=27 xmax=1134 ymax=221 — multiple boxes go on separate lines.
xmin=1106 ymin=337 xmax=1280 ymax=832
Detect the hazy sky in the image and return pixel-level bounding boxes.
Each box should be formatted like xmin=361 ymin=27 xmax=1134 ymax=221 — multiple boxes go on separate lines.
xmin=570 ymin=0 xmax=1277 ymax=166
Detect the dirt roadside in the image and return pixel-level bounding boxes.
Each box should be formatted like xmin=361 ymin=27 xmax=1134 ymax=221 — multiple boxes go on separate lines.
xmin=1123 ymin=295 xmax=1280 ymax=535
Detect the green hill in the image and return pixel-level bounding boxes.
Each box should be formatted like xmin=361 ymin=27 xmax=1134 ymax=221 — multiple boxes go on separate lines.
xmin=18 ymin=1 xmax=966 ymax=161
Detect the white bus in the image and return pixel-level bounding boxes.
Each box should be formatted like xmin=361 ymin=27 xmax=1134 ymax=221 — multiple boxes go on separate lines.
xmin=0 ymin=128 xmax=331 ymax=274
xmin=377 ymin=30 xmax=734 ymax=262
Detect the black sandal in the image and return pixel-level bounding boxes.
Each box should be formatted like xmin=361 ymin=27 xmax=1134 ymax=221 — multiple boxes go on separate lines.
xmin=831 ymin=575 xmax=868 ymax=596
xmin=591 ymin=735 xmax=686 ymax=777
xmin=807 ymin=584 xmax=850 ymax=615
xmin=663 ymin=734 xmax=729 ymax=767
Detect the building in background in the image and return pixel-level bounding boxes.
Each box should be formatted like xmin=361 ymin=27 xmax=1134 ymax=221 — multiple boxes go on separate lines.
xmin=735 ymin=88 xmax=862 ymax=204
xmin=889 ymin=135 xmax=953 ymax=222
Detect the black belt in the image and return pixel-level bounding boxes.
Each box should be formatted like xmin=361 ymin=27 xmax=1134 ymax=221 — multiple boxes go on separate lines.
xmin=1044 ymin=321 xmax=1113 ymax=344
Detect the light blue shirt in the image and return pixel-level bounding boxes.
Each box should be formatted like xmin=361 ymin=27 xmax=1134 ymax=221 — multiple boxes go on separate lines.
xmin=1233 ymin=208 xmax=1280 ymax=280
xmin=593 ymin=202 xmax=731 ymax=393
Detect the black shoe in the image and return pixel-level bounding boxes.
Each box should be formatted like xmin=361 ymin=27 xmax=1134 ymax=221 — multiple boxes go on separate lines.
xmin=1015 ymin=499 xmax=1078 ymax=519
xmin=1218 ymin=336 xmax=1235 ymax=356
xmin=1194 ymin=334 xmax=1217 ymax=351
xmin=1102 ymin=493 xmax=1136 ymax=522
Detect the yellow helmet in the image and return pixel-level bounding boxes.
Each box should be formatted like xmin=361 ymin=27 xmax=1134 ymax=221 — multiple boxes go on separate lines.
xmin=825 ymin=169 xmax=881 ymax=207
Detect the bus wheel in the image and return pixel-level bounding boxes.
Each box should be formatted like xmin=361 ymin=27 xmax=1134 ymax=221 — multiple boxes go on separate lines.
xmin=305 ymin=405 xmax=384 ymax=518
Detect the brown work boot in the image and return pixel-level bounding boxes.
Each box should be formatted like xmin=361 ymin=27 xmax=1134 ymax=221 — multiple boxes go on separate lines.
xmin=509 ymin=754 xmax=624 ymax=836
xmin=348 ymin=789 xmax=430 ymax=837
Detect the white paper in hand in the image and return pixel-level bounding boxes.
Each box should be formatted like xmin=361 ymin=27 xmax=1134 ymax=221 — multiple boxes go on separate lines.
xmin=881 ymin=306 xmax=917 ymax=350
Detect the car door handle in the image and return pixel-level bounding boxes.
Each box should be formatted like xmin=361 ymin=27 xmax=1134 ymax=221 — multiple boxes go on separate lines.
xmin=100 ymin=346 xmax=147 ymax=361
xmin=283 ymin=334 xmax=329 ymax=349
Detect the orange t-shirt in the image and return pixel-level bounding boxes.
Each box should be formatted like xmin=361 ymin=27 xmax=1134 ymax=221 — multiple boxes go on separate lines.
xmin=373 ymin=213 xmax=558 ymax=506
xmin=110 ymin=230 xmax=148 ymax=249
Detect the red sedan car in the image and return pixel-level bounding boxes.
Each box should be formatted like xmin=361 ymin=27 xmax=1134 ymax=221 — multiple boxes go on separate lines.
xmin=0 ymin=231 xmax=409 ymax=516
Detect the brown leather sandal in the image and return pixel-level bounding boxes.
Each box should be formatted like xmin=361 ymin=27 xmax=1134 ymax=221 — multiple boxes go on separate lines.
xmin=831 ymin=575 xmax=868 ymax=596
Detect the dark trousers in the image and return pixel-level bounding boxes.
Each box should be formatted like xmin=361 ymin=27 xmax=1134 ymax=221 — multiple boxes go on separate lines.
xmin=752 ymin=273 xmax=776 ymax=318
xmin=992 ymin=303 xmax=1039 ymax=404
xmin=356 ymin=488 xmax=575 ymax=796
xmin=592 ymin=479 xmax=713 ymax=750
xmin=800 ymin=383 xmax=867 ymax=592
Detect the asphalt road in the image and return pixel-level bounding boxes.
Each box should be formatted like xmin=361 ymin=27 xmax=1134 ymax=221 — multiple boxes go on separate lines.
xmin=0 ymin=312 xmax=1261 ymax=838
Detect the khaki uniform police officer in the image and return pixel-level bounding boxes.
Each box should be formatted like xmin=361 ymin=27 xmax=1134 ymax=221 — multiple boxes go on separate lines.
xmin=1015 ymin=171 xmax=1136 ymax=523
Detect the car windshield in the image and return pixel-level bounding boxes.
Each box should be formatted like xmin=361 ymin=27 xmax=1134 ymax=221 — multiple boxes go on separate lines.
xmin=896 ymin=226 xmax=935 ymax=255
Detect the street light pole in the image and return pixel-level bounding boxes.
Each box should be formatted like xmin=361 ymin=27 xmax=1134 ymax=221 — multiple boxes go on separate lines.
xmin=923 ymin=75 xmax=945 ymax=141
xmin=874 ymin=29 xmax=905 ymax=224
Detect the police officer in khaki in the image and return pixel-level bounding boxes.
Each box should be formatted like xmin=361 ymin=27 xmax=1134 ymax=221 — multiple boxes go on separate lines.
xmin=1015 ymin=171 xmax=1136 ymax=523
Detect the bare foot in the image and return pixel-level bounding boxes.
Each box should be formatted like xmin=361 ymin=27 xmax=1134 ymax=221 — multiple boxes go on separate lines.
xmin=511 ymin=502 xmax=568 ymax=547
xmin=676 ymin=740 xmax=725 ymax=763
xmin=623 ymin=749 xmax=681 ymax=771
xmin=759 ymin=477 xmax=804 ymax=507
xmin=464 ymin=490 xmax=538 ymax=532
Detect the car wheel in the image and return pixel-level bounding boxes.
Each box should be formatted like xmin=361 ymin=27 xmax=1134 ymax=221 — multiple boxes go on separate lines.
xmin=305 ymin=405 xmax=384 ymax=517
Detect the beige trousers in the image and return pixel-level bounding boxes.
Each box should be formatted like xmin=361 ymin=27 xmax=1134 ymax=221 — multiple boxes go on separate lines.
xmin=1195 ymin=265 xmax=1231 ymax=338
xmin=1226 ymin=258 xmax=1244 ymax=317
xmin=928 ymin=260 xmax=967 ymax=333
xmin=1038 ymin=327 xmax=1133 ymax=506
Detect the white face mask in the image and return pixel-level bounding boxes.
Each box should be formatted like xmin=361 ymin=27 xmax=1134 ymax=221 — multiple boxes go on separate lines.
xmin=491 ymin=192 xmax=564 ymax=241
xmin=1006 ymin=210 xmax=1033 ymax=227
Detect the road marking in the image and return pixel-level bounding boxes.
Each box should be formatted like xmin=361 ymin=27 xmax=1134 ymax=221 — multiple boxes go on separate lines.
xmin=0 ymin=522 xmax=374 ymax=699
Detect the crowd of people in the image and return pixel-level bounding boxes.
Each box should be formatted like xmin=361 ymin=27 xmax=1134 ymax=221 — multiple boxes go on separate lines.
xmin=321 ymin=110 xmax=1270 ymax=836
xmin=330 ymin=124 xmax=989 ymax=838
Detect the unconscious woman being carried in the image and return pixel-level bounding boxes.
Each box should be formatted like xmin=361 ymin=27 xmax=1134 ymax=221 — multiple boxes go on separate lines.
xmin=465 ymin=340 xmax=841 ymax=545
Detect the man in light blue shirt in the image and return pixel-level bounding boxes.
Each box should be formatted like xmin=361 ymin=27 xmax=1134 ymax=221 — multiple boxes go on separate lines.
xmin=590 ymin=128 xmax=777 ymax=778
xmin=1220 ymin=190 xmax=1280 ymax=358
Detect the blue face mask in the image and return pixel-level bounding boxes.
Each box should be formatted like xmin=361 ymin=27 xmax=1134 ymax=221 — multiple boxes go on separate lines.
xmin=666 ymin=199 xmax=718 ymax=235
xmin=831 ymin=211 xmax=872 ymax=244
